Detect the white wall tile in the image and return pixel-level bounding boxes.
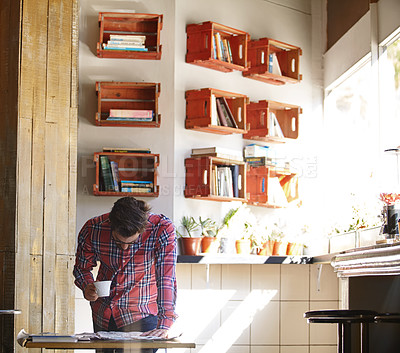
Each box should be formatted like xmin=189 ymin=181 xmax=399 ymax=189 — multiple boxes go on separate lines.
xmin=280 ymin=301 xmax=309 ymax=345
xmin=177 ymin=264 xmax=192 ymax=289
xmin=310 ymin=345 xmax=337 ymax=353
xmin=310 ymin=264 xmax=339 ymax=301
xmin=221 ymin=265 xmax=251 ymax=300
xmin=251 ymin=264 xmax=280 ymax=301
xmin=220 ymin=300 xmax=250 ymax=345
xmin=251 ymin=346 xmax=279 ymax=353
xmin=281 ymin=265 xmax=310 ymax=301
xmin=192 ymin=264 xmax=221 ymax=290
xmin=280 ymin=346 xmax=309 ymax=353
xmin=250 ymin=301 xmax=280 ymax=345
xmin=308 ymin=301 xmax=338 ymax=345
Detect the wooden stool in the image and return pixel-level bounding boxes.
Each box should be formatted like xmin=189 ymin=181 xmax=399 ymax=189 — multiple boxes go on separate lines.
xmin=304 ymin=310 xmax=377 ymax=353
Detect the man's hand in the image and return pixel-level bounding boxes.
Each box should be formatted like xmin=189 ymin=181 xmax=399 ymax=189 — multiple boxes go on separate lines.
xmin=141 ymin=328 xmax=168 ymax=339
xmin=83 ymin=283 xmax=99 ymax=302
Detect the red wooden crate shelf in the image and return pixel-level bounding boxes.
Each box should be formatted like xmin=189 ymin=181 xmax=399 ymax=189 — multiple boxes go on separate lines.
xmin=93 ymin=152 xmax=159 ymax=197
xmin=246 ymin=166 xmax=298 ymax=208
xmin=243 ymin=38 xmax=302 ymax=85
xmin=184 ymin=156 xmax=247 ymax=202
xmin=97 ymin=12 xmax=163 ymax=60
xmin=185 ymin=88 xmax=249 ymax=135
xmin=95 ymin=82 xmax=161 ymax=127
xmin=186 ymin=21 xmax=249 ymax=73
xmin=243 ymin=100 xmax=301 ymax=143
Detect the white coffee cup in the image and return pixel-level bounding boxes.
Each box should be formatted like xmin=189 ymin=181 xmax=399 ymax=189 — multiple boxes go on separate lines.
xmin=94 ymin=280 xmax=112 ymax=297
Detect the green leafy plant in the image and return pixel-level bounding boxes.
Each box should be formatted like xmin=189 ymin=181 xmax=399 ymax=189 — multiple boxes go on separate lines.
xmin=197 ymin=216 xmax=217 ymax=237
xmin=177 ymin=216 xmax=199 ymax=238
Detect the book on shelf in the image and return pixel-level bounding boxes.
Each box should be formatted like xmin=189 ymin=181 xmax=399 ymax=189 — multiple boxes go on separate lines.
xmin=217 ymin=166 xmax=233 ymax=197
xmin=229 ymin=164 xmax=240 ymax=198
xmin=267 ymin=177 xmax=288 ymax=206
xmin=103 ymin=46 xmax=148 ymax=52
xmin=99 ymin=155 xmax=115 ymax=192
xmin=102 ymin=147 xmax=151 ymax=153
xmin=219 ymin=97 xmax=238 ymax=128
xmin=210 ymin=94 xmax=220 ymax=126
xmin=110 ymin=161 xmax=120 ymax=192
xmin=109 ymin=34 xmax=146 ymax=42
xmin=191 ymin=147 xmax=243 ymax=161
xmin=269 ymin=112 xmax=284 ymax=138
xmin=268 ymin=52 xmax=282 ymax=76
xmin=245 ymin=156 xmax=274 ymax=167
xmin=121 ymin=180 xmax=153 ymax=187
xmin=244 ymin=144 xmax=270 ymax=158
xmin=106 ymin=117 xmax=153 ymax=122
xmin=215 ymin=98 xmax=228 ymax=126
xmin=214 ymin=33 xmax=223 ymax=60
xmin=222 ymin=39 xmax=232 ymax=63
xmin=121 ymin=187 xmax=153 ymax=193
xmin=109 ymin=109 xmax=153 ymax=119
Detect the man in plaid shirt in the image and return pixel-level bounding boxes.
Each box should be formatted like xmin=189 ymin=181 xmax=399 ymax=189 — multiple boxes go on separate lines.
xmin=73 ymin=197 xmax=178 ymax=352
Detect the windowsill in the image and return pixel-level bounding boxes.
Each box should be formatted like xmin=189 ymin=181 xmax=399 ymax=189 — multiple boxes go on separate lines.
xmin=177 ymin=254 xmax=312 ymax=264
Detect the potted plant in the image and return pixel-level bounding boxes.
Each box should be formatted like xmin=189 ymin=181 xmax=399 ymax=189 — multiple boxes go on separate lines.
xmin=197 ymin=217 xmax=219 ymax=253
xmin=270 ymin=226 xmax=287 ymax=255
xmin=235 ymin=220 xmax=253 ymax=255
xmin=254 ymin=226 xmax=275 ymax=256
xmin=177 ymin=216 xmax=202 ymax=255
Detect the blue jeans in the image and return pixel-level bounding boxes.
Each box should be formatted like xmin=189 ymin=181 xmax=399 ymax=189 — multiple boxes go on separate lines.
xmin=93 ymin=315 xmax=158 ymax=353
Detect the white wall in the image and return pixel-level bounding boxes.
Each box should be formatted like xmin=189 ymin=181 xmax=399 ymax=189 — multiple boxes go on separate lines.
xmin=77 ymin=0 xmax=318 ymax=233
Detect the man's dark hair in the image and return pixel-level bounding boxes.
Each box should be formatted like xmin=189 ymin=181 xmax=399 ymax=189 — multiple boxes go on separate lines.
xmin=109 ymin=197 xmax=151 ymax=238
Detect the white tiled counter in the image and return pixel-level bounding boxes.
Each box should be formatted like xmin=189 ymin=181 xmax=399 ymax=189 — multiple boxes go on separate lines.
xmin=174 ymin=261 xmax=339 ymax=353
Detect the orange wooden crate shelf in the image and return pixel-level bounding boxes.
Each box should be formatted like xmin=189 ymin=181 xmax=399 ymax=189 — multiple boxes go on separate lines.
xmin=186 ymin=21 xmax=249 ymax=73
xmin=184 ymin=156 xmax=247 ymax=202
xmin=97 ymin=12 xmax=163 ymax=60
xmin=243 ymin=38 xmax=302 ymax=85
xmin=185 ymin=88 xmax=249 ymax=135
xmin=246 ymin=166 xmax=298 ymax=208
xmin=95 ymin=82 xmax=161 ymax=127
xmin=243 ymin=100 xmax=301 ymax=143
xmin=93 ymin=152 xmax=159 ymax=197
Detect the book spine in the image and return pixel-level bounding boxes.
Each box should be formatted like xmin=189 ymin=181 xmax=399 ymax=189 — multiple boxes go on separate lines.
xmin=121 ymin=187 xmax=152 ymax=193
xmin=103 ymin=46 xmax=148 ymax=52
xmin=109 ymin=34 xmax=146 ymax=41
xmin=110 ymin=161 xmax=120 ymax=192
xmin=99 ymin=156 xmax=115 ymax=192
xmin=268 ymin=54 xmax=273 ymax=73
xmin=215 ymin=98 xmax=228 ymax=126
xmin=109 ymin=109 xmax=153 ymax=118
xmin=106 ymin=117 xmax=153 ymax=122
xmin=220 ymin=97 xmax=238 ymax=128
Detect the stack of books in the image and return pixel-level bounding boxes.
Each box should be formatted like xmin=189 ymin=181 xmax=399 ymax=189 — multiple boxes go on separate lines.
xmin=106 ymin=109 xmax=154 ymax=122
xmin=120 ymin=180 xmax=153 ymax=193
xmin=102 ymin=34 xmax=148 ymax=52
xmin=191 ymin=146 xmax=243 ymax=161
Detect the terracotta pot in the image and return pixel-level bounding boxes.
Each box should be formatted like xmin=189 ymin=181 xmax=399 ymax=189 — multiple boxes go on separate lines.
xmin=180 ymin=237 xmax=202 ymax=256
xmin=201 ymin=236 xmax=218 ymax=253
xmin=235 ymin=239 xmax=251 ymax=255
xmin=286 ymin=242 xmax=303 ymax=255
xmin=272 ymin=241 xmax=288 ymax=255
xmin=257 ymin=240 xmax=275 ymax=256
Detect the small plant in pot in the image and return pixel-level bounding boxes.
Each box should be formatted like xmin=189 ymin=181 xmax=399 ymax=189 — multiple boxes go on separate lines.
xmin=177 ymin=216 xmax=202 ymax=256
xmin=197 ymin=217 xmax=219 ymax=253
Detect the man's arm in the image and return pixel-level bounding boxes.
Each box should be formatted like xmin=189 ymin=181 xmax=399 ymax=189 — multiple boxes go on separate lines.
xmin=153 ymin=217 xmax=178 ymax=332
xmin=73 ymin=221 xmax=98 ymax=301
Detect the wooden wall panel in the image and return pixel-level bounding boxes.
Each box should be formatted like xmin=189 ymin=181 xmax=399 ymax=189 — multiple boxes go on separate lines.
xmin=12 ymin=0 xmax=79 ymax=352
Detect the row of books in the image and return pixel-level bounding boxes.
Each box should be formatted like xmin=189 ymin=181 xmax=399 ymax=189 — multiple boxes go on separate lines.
xmin=191 ymin=146 xmax=290 ymax=169
xmin=212 ymin=32 xmax=233 ymax=63
xmin=99 ymin=155 xmax=153 ymax=193
xmin=102 ymin=34 xmax=148 ymax=52
xmin=211 ymin=95 xmax=238 ymax=128
xmin=105 ymin=109 xmax=154 ymax=122
xmin=211 ymin=165 xmax=241 ymax=198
